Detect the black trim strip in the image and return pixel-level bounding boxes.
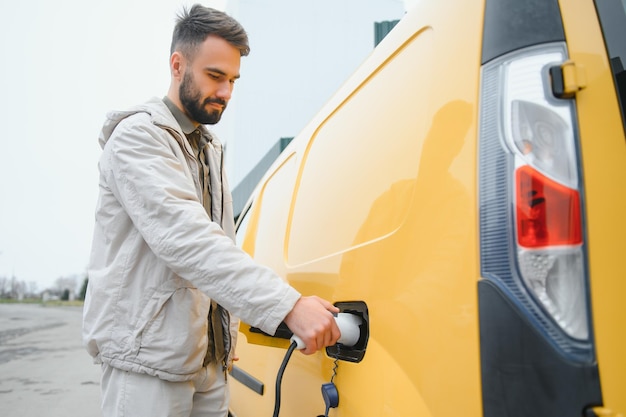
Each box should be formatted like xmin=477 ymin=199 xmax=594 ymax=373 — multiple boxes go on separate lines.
xmin=594 ymin=0 xmax=626 ymax=140
xmin=248 ymin=322 xmax=293 ymax=340
xmin=478 ymin=280 xmax=602 ymax=416
xmin=230 ymin=365 xmax=264 ymax=396
xmin=482 ymin=0 xmax=565 ymax=64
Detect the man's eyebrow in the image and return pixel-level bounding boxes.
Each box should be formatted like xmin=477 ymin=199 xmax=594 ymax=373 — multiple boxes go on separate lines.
xmin=206 ymin=67 xmax=241 ymax=79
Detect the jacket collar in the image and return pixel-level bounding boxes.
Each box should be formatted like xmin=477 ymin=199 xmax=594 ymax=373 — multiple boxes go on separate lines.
xmin=162 ymin=96 xmax=198 ymax=136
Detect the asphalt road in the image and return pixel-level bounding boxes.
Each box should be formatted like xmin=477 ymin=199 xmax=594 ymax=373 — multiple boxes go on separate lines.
xmin=0 ymin=303 xmax=102 ymax=417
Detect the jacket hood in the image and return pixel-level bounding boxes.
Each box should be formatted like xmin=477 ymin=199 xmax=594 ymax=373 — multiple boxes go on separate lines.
xmin=98 ymin=97 xmax=179 ymax=149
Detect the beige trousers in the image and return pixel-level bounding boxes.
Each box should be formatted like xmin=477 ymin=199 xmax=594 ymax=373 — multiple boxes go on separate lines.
xmin=100 ymin=363 xmax=229 ymax=417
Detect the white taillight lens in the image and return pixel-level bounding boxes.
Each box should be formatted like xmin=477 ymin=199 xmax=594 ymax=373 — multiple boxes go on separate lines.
xmin=511 ymin=100 xmax=578 ymax=188
xmin=518 ymin=248 xmax=588 ymax=339
xmin=504 ymin=52 xmax=579 ymax=188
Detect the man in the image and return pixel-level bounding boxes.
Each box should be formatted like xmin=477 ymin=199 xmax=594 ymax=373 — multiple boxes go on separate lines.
xmin=82 ymin=5 xmax=340 ymax=416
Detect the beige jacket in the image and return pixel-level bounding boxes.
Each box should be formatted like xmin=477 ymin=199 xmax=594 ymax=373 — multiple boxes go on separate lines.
xmin=83 ymin=97 xmax=300 ymax=382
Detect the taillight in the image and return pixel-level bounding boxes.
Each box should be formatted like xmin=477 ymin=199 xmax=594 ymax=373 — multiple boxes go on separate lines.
xmin=479 ymin=43 xmax=593 ymax=359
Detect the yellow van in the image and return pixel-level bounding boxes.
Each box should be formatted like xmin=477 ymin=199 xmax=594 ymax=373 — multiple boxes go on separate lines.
xmin=229 ymin=0 xmax=626 ymax=416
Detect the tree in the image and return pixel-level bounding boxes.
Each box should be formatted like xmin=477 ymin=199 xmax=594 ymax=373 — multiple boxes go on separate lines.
xmin=54 ymin=275 xmax=78 ymax=300
xmin=0 ymin=276 xmax=7 ymax=298
xmin=79 ymin=275 xmax=88 ymax=300
xmin=9 ymin=276 xmax=24 ymax=300
xmin=28 ymin=281 xmax=38 ymax=297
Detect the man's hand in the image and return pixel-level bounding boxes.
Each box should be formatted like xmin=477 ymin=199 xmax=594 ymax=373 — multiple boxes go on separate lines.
xmin=284 ymin=296 xmax=341 ymax=355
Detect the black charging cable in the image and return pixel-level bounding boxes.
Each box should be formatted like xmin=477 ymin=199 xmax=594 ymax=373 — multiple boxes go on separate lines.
xmin=272 ymin=340 xmax=298 ymax=417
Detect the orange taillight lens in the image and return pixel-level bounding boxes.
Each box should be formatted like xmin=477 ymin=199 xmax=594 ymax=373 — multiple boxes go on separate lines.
xmin=516 ymin=165 xmax=582 ymax=248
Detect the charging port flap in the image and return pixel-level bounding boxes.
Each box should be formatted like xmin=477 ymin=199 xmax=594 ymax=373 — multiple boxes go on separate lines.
xmin=326 ymin=301 xmax=369 ymax=363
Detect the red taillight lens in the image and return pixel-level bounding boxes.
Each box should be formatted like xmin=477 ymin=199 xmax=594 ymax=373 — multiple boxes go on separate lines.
xmin=516 ymin=165 xmax=582 ymax=248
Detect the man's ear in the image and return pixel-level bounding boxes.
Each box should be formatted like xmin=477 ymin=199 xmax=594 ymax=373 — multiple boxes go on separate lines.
xmin=170 ymin=51 xmax=185 ymax=80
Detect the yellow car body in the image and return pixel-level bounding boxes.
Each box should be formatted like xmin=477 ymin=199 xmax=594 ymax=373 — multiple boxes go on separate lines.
xmin=230 ymin=0 xmax=626 ymax=416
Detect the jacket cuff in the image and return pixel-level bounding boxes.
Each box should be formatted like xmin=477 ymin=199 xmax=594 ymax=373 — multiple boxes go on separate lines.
xmin=259 ymin=286 xmax=301 ymax=335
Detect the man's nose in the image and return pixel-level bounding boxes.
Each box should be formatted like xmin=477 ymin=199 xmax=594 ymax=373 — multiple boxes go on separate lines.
xmin=216 ymin=81 xmax=233 ymax=100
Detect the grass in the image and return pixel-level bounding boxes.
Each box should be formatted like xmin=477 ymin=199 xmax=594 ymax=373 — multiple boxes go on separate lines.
xmin=0 ymin=298 xmax=84 ymax=307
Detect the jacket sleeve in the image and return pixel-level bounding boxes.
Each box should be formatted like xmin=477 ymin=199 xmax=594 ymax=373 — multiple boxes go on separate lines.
xmin=100 ymin=113 xmax=300 ymax=335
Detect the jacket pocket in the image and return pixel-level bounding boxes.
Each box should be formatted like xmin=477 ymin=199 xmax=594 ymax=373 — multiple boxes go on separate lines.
xmin=134 ymin=281 xmax=210 ymax=376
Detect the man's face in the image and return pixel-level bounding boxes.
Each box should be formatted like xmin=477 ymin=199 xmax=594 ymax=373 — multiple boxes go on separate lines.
xmin=178 ymin=35 xmax=241 ymax=125
xmin=179 ymin=68 xmax=225 ymax=125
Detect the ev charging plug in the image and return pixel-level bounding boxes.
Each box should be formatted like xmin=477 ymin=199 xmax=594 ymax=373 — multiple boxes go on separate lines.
xmin=290 ymin=313 xmax=363 ymax=350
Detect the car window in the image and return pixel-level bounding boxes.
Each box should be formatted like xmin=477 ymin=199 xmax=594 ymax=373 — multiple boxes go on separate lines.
xmin=235 ymin=206 xmax=251 ymax=248
xmin=594 ymin=0 xmax=626 ymax=136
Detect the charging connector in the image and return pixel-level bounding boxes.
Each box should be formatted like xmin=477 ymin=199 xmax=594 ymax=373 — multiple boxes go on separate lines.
xmin=290 ymin=313 xmax=363 ymax=350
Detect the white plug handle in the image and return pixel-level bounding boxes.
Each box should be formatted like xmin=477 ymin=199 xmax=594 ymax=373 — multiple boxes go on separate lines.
xmin=290 ymin=313 xmax=362 ymax=350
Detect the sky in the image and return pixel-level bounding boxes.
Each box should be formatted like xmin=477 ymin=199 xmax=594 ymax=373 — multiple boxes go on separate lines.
xmin=0 ymin=0 xmax=417 ymax=292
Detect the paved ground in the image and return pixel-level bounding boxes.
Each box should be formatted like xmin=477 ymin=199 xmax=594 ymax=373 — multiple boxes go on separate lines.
xmin=0 ymin=303 xmax=102 ymax=417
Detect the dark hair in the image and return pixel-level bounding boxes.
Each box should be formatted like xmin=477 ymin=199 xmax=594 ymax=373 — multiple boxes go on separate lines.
xmin=170 ymin=4 xmax=250 ymax=60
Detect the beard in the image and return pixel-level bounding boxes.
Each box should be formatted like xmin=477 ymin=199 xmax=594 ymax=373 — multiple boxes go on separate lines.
xmin=179 ymin=70 xmax=227 ymax=125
